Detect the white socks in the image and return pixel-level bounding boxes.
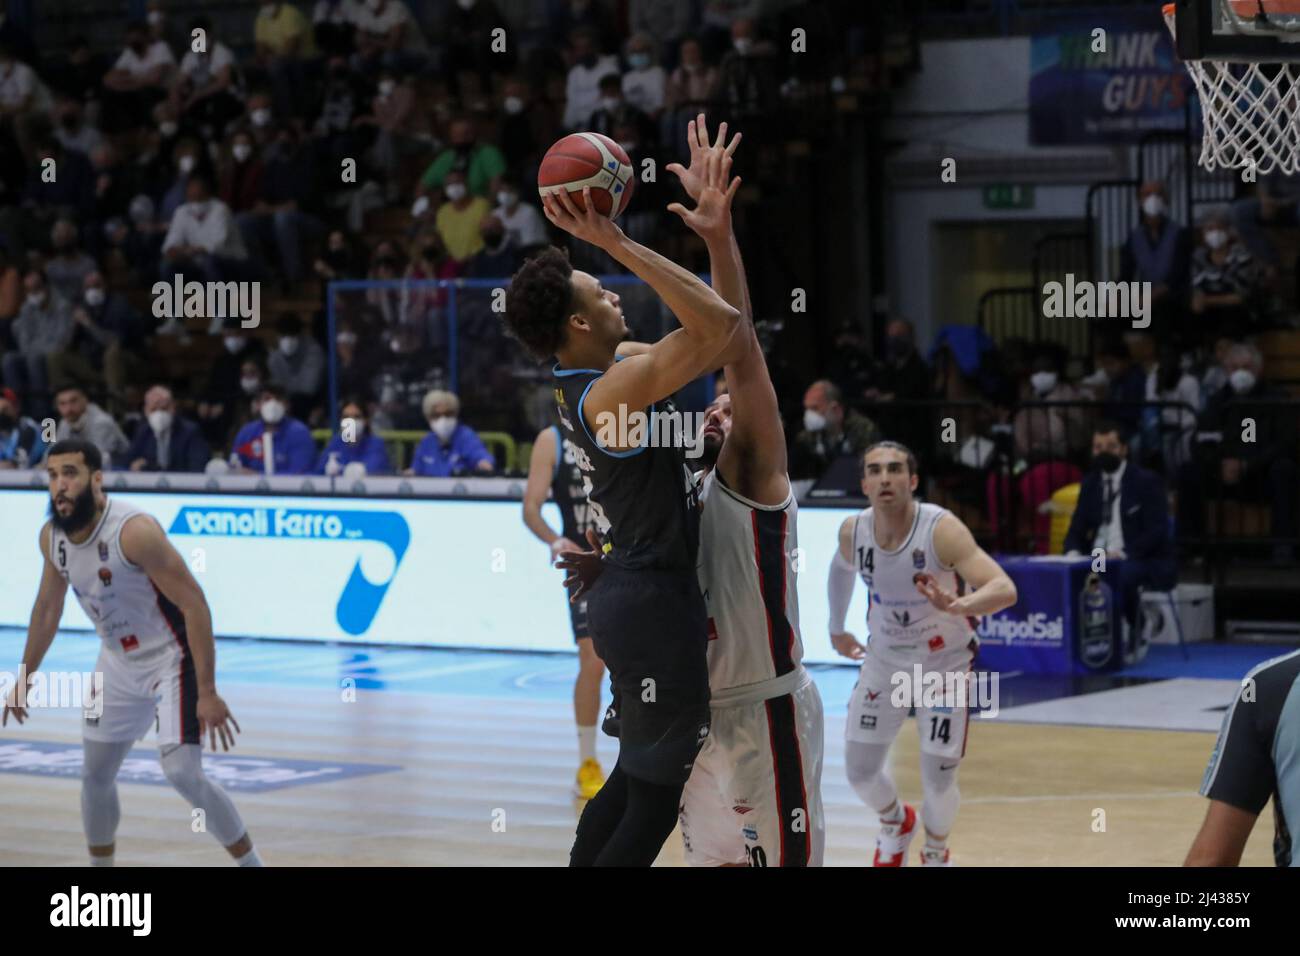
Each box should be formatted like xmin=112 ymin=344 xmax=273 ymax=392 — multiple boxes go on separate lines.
xmin=89 ymin=854 xmax=114 ymax=867
xmin=577 ymin=725 xmax=597 ymax=763
xmin=234 ymin=847 xmax=264 ymax=867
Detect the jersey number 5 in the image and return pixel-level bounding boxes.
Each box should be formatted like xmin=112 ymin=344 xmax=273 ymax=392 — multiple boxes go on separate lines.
xmin=857 ymin=546 xmax=874 ymax=573
xmin=58 ymin=539 xmax=67 ymax=567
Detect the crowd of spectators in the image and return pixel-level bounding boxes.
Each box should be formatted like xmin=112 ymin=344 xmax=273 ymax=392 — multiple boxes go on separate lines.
xmin=0 ymin=0 xmax=861 ymax=478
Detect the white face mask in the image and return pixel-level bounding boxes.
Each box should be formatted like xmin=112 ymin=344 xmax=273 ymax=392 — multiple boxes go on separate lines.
xmin=629 ymin=53 xmax=651 ymax=70
xmin=430 ymin=416 xmax=457 ymax=441
xmin=251 ymin=108 xmax=272 ymax=127
xmin=445 ymin=182 xmax=467 ymax=201
xmin=503 ymin=96 xmax=524 ymax=115
xmin=260 ymin=399 xmax=286 ymax=424
xmin=734 ymin=37 xmax=753 ymax=55
xmin=803 ymin=408 xmax=827 ymax=432
xmin=1205 ymin=229 xmax=1229 ymax=250
xmin=84 ymin=287 xmax=105 ymax=308
xmin=240 ymin=375 xmax=261 ymax=393
xmin=378 ymin=79 xmax=395 ymax=97
xmin=148 ymin=409 xmax=173 ymax=434
xmin=26 ymin=291 xmax=46 ymax=308
xmin=1030 ymin=371 xmax=1058 ymax=395
xmin=600 ymin=96 xmax=620 ymax=112
xmin=189 ymin=199 xmax=211 ymax=215
xmin=1229 ymin=369 xmax=1257 ymax=394
xmin=497 ymin=190 xmax=517 ymax=208
xmin=224 ymin=336 xmax=244 ymax=354
xmin=1141 ymin=195 xmax=1166 ymax=218
xmin=336 ymin=331 xmax=358 ymax=347
xmin=232 ymin=143 xmax=253 ymax=162
xmin=279 ymin=337 xmax=300 ymax=356
xmin=147 ymin=10 xmax=163 ymax=27
xmin=159 ymin=121 xmax=178 ymax=138
xmin=178 ymin=154 xmax=196 ymax=173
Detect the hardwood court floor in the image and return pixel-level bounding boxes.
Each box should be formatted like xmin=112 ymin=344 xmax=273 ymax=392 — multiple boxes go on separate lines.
xmin=0 ymin=657 xmax=1277 ymax=867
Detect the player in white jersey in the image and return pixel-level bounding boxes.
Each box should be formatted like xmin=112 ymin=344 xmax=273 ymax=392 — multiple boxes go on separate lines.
xmin=2 ymin=439 xmax=263 ymax=867
xmin=559 ymin=115 xmax=823 ymax=866
xmin=827 ymin=442 xmax=1016 ymax=866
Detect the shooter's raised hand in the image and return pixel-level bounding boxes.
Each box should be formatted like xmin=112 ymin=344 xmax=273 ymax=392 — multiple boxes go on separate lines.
xmin=540 ymin=186 xmax=624 ymax=249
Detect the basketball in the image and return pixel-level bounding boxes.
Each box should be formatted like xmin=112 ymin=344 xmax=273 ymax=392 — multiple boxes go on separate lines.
xmin=537 ymin=132 xmax=636 ymax=219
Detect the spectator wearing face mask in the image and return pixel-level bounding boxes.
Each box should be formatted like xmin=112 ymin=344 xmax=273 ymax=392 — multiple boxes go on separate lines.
xmin=621 ymin=33 xmax=667 ymax=117
xmin=313 ymin=229 xmax=363 ymax=295
xmin=355 ymin=69 xmax=425 ymax=184
xmin=53 ymin=384 xmax=129 ymax=468
xmin=230 ymin=383 xmax=315 ymax=474
xmin=198 ymin=321 xmax=268 ymax=446
xmin=252 ymin=2 xmax=317 ymax=121
xmin=4 ymin=270 xmax=73 ymax=421
xmin=235 ymin=125 xmax=325 ymax=292
xmin=791 ymin=379 xmax=880 ymax=481
xmin=1145 ymin=346 xmax=1201 ymax=474
xmin=1180 ymin=343 xmax=1298 ymax=561
xmin=44 ymin=219 xmax=97 ymax=304
xmin=267 ymin=313 xmax=326 ymax=422
xmin=1120 ymin=181 xmax=1193 ymax=323
xmin=434 ymin=170 xmax=491 ymax=263
xmin=492 ymin=180 xmax=548 ymax=252
xmin=160 ymin=171 xmax=256 ymax=296
xmin=588 ymin=73 xmax=657 ymax=147
xmin=409 ymin=389 xmax=494 ymax=476
xmin=1191 ymin=210 xmax=1264 ymax=332
xmin=563 ymin=28 xmax=620 ymax=131
xmin=46 ymin=271 xmax=142 ymax=418
xmin=1201 ymin=335 xmax=1234 ymax=399
xmin=316 ymin=396 xmax=392 ymax=475
xmin=366 ymin=240 xmax=404 ymax=326
xmin=418 ymin=116 xmax=506 ymax=202
xmin=52 ymin=97 xmax=103 ymax=157
xmin=665 ymin=37 xmax=717 ymax=117
xmin=0 ymin=39 xmax=53 ymax=157
xmin=0 ymin=386 xmax=47 ymax=469
xmin=496 ymin=77 xmax=547 ymax=179
xmin=126 ymin=383 xmax=210 ymax=472
xmin=1232 ymin=171 xmax=1300 ymax=268
xmin=1084 ymin=339 xmax=1147 ymax=441
xmin=716 ymin=18 xmax=779 ymax=122
xmin=158 ymin=137 xmax=205 ymax=227
xmin=1064 ymin=420 xmax=1175 ymax=639
xmin=219 ymin=130 xmax=266 ymax=214
xmin=466 ymin=215 xmax=521 ymax=278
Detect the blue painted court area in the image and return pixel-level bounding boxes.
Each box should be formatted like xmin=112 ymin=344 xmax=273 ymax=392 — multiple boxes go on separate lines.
xmin=1 ymin=628 xmax=1291 ymax=717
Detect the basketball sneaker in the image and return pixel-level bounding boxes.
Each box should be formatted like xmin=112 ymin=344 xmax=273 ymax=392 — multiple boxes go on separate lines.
xmin=872 ymin=803 xmax=917 ymax=866
xmin=919 ymin=846 xmax=951 ymax=866
xmin=574 ymin=758 xmax=605 ymax=800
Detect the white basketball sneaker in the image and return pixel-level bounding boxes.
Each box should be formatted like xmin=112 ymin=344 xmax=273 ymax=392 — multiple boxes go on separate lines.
xmin=919 ymin=846 xmax=951 ymax=866
xmin=872 ymin=803 xmax=917 ymax=867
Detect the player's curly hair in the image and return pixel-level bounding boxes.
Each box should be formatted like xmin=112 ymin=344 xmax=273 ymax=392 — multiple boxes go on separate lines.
xmin=503 ymin=246 xmax=575 ymax=362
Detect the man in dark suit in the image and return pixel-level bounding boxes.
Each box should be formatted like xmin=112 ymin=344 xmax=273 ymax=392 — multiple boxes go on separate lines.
xmin=126 ymin=384 xmax=211 ymax=473
xmin=1064 ymin=420 xmax=1176 ymax=634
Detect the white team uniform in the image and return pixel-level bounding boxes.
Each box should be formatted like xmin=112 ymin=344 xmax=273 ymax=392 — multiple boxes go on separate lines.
xmin=49 ymin=499 xmax=199 ymax=746
xmin=844 ymin=503 xmax=977 ymax=760
xmin=680 ymin=469 xmax=825 ymax=867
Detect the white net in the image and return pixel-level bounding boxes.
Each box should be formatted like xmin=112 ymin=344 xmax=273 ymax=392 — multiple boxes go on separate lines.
xmin=1165 ymin=6 xmax=1300 ymax=174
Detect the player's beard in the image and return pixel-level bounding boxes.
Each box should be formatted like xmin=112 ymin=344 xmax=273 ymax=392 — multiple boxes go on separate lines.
xmin=698 ymin=433 xmax=722 ymax=469
xmin=49 ymin=484 xmax=97 ymax=534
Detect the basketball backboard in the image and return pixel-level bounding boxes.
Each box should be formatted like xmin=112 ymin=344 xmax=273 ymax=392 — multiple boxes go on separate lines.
xmin=1170 ymin=0 xmax=1300 ymax=60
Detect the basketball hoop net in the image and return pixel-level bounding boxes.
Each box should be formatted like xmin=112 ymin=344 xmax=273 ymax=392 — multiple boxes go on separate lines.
xmin=1164 ymin=2 xmax=1300 ymax=174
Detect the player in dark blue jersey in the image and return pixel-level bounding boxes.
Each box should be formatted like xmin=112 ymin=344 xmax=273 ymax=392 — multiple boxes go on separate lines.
xmin=523 ymin=424 xmax=607 ymax=800
xmin=504 ymin=142 xmax=742 ymax=866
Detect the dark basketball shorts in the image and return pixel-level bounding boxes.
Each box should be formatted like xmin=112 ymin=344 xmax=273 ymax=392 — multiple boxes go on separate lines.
xmin=585 ymin=564 xmax=712 ymax=787
xmin=569 ymin=593 xmax=591 ymax=642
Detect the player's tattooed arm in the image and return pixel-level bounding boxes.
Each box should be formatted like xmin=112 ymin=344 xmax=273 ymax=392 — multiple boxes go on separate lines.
xmin=120 ymin=514 xmax=240 ymax=751
xmin=828 ymin=515 xmax=865 ymax=660
xmin=3 ymin=523 xmax=70 ymax=726
xmin=924 ymin=515 xmax=1018 ymax=617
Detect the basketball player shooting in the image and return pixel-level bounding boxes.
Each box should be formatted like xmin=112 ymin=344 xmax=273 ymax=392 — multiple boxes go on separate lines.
xmin=827 ymin=444 xmax=1016 ymax=866
xmin=503 ymin=133 xmax=741 ymax=866
xmin=2 ymin=439 xmax=263 ymax=867
xmin=561 ymin=114 xmax=826 ymax=866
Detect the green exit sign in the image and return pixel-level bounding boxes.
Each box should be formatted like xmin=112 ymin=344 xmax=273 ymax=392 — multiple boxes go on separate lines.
xmin=983 ymin=184 xmax=1035 ymax=209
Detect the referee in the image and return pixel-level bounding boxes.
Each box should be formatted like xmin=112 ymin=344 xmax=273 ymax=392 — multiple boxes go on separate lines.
xmin=1186 ymin=650 xmax=1300 ymax=866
